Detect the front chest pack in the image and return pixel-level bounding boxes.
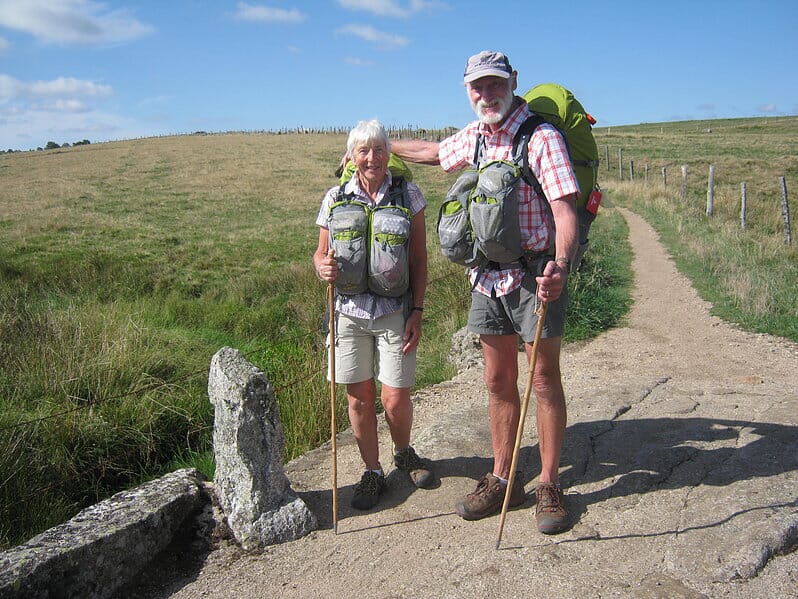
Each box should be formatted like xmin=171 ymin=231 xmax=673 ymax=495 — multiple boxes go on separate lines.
xmin=327 ymin=179 xmax=412 ymax=298
xmin=436 ymin=118 xmax=546 ymax=268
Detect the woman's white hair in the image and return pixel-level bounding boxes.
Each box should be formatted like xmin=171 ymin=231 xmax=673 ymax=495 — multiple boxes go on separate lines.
xmin=346 ymin=119 xmax=391 ymax=159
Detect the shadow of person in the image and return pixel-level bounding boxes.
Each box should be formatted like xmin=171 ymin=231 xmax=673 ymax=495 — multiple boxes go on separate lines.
xmin=558 ymin=417 xmax=798 ymax=509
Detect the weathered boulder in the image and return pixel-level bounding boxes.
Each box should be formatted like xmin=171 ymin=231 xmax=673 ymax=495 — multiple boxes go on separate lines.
xmin=208 ymin=347 xmax=317 ymax=550
xmin=0 ymin=468 xmax=207 ymax=599
xmin=449 ymin=326 xmax=483 ymax=372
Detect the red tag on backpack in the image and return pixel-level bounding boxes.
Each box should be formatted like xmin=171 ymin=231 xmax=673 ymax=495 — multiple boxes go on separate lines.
xmin=586 ymin=188 xmax=602 ymax=215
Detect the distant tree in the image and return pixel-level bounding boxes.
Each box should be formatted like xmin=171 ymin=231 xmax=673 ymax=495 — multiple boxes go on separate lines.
xmin=45 ymin=141 xmax=60 ymax=150
xmin=74 ymin=139 xmax=91 ymax=146
xmin=62 ymin=142 xmax=71 ymax=148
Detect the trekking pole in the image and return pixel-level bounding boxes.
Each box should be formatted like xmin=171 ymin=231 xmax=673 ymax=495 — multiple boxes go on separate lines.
xmin=326 ymin=251 xmax=339 ymax=534
xmin=495 ymin=301 xmax=548 ymax=550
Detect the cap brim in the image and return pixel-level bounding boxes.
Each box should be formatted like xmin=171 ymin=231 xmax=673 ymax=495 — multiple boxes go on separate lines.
xmin=463 ymin=68 xmax=511 ymax=83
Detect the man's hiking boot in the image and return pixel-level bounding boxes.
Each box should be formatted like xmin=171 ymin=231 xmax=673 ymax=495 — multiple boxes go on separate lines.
xmin=534 ymin=482 xmax=569 ymax=534
xmin=351 ymin=470 xmax=386 ymax=510
xmin=393 ymin=446 xmax=435 ymax=489
xmin=455 ymin=472 xmax=526 ymax=521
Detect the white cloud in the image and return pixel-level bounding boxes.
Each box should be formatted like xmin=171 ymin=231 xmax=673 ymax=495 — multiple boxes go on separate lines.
xmin=757 ymin=103 xmax=779 ymax=114
xmin=0 ymin=74 xmax=112 ymax=99
xmin=234 ymin=3 xmax=306 ymax=23
xmin=31 ymin=76 xmax=112 ymax=97
xmin=345 ymin=56 xmax=374 ymax=66
xmin=0 ymin=99 xmax=151 ymax=148
xmin=0 ymin=36 xmax=8 ymax=53
xmin=34 ymin=99 xmax=90 ymax=113
xmin=0 ymin=0 xmax=154 ymax=45
xmin=0 ymin=73 xmax=116 ymax=148
xmin=337 ymin=0 xmax=444 ymax=18
xmin=337 ymin=24 xmax=408 ymax=49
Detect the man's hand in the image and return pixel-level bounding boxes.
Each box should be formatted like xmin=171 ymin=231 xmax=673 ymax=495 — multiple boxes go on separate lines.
xmin=535 ymin=259 xmax=568 ymax=303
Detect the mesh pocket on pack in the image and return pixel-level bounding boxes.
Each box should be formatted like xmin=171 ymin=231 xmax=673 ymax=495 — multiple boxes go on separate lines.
xmin=469 ymin=161 xmax=523 ymax=264
xmin=328 ymin=201 xmax=369 ymax=294
xmin=437 ymin=170 xmax=482 ymax=267
xmin=369 ymin=205 xmax=411 ymax=297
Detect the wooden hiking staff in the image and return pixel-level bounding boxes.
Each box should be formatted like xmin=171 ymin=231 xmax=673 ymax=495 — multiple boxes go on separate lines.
xmin=495 ymin=301 xmax=548 ymax=550
xmin=326 ymin=251 xmax=339 ymax=534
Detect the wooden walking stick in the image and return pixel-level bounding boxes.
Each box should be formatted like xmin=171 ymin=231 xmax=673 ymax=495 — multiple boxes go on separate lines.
xmin=326 ymin=251 xmax=339 ymax=534
xmin=495 ymin=301 xmax=548 ymax=549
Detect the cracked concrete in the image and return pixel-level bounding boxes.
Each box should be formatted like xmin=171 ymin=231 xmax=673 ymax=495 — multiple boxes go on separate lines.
xmin=122 ymin=207 xmax=797 ymax=598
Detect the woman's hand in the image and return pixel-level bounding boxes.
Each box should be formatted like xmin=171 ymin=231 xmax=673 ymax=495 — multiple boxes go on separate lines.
xmin=316 ymin=248 xmax=338 ymax=283
xmin=402 ymin=309 xmax=423 ymax=354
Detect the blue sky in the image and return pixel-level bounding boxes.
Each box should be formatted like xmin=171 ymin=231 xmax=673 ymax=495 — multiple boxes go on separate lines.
xmin=1 ymin=0 xmax=796 ymax=151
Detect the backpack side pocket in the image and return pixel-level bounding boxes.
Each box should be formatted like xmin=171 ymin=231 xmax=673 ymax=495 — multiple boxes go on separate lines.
xmin=469 ymin=160 xmax=523 ymax=264
xmin=328 ymin=200 xmax=369 ymax=294
xmin=369 ymin=205 xmax=412 ymax=297
xmin=437 ymin=170 xmax=484 ymax=268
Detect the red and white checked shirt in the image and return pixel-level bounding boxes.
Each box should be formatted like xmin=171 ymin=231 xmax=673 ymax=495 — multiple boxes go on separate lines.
xmin=438 ymin=100 xmax=579 ymax=297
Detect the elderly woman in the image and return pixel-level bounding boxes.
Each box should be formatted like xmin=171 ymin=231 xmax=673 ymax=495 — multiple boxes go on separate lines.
xmin=313 ymin=119 xmax=433 ymax=510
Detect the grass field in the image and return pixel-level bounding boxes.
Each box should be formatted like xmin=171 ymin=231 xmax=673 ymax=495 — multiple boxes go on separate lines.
xmin=1 ymin=115 xmax=795 ymax=549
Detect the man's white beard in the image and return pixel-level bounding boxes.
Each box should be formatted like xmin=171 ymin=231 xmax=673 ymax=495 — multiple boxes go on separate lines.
xmin=472 ymin=92 xmax=514 ymax=125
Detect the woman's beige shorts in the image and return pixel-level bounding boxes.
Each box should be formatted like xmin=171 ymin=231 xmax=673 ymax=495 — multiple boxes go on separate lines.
xmin=327 ymin=310 xmax=416 ymax=388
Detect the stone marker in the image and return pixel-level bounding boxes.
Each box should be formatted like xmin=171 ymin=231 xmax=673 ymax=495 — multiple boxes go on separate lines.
xmin=208 ymin=347 xmax=317 ymax=550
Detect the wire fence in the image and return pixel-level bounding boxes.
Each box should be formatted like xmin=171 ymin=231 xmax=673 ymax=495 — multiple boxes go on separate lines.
xmin=602 ymin=145 xmax=793 ymax=244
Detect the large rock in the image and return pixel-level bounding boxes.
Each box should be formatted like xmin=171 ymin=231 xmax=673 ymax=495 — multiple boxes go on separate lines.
xmin=208 ymin=347 xmax=317 ymax=550
xmin=0 ymin=468 xmax=207 ymax=599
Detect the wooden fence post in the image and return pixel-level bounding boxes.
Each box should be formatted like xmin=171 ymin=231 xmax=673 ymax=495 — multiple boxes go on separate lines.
xmin=681 ymin=165 xmax=688 ymax=201
xmin=707 ymin=165 xmax=715 ymax=216
xmin=741 ymin=182 xmax=747 ymax=230
xmin=619 ymin=148 xmax=623 ymax=180
xmin=662 ymin=166 xmax=667 ymax=188
xmin=630 ymin=160 xmax=635 ymax=181
xmin=780 ymin=176 xmax=792 ymax=245
xmin=645 ymin=163 xmax=649 ymax=186
xmin=605 ymin=145 xmax=610 ymax=171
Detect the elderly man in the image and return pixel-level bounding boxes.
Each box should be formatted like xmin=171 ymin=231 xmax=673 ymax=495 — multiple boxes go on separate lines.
xmin=392 ymin=50 xmax=579 ymax=534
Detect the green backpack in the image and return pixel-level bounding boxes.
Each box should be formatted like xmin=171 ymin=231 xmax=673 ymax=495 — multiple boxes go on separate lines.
xmin=522 ymin=83 xmax=601 ymax=268
xmin=522 ymin=83 xmax=599 ymax=212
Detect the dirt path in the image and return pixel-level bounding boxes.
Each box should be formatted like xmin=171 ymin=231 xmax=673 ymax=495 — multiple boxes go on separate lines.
xmin=134 ymin=207 xmax=797 ymax=598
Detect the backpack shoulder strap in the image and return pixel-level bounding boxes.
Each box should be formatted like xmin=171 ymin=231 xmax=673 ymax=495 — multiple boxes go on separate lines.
xmin=473 ymin=133 xmax=485 ymax=168
xmin=513 ymin=115 xmax=546 ymax=197
xmin=386 ymin=175 xmax=409 ymax=209
xmin=336 ymin=182 xmax=352 ymax=203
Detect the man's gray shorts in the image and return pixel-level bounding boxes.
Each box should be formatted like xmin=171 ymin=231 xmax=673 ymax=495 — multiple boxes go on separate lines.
xmin=467 ymin=271 xmax=567 ymax=343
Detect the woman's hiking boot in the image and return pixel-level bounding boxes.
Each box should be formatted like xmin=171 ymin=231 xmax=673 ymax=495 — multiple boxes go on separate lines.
xmin=393 ymin=446 xmax=435 ymax=489
xmin=454 ymin=472 xmax=526 ymax=520
xmin=534 ymin=482 xmax=569 ymax=534
xmin=351 ymin=470 xmax=386 ymax=510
